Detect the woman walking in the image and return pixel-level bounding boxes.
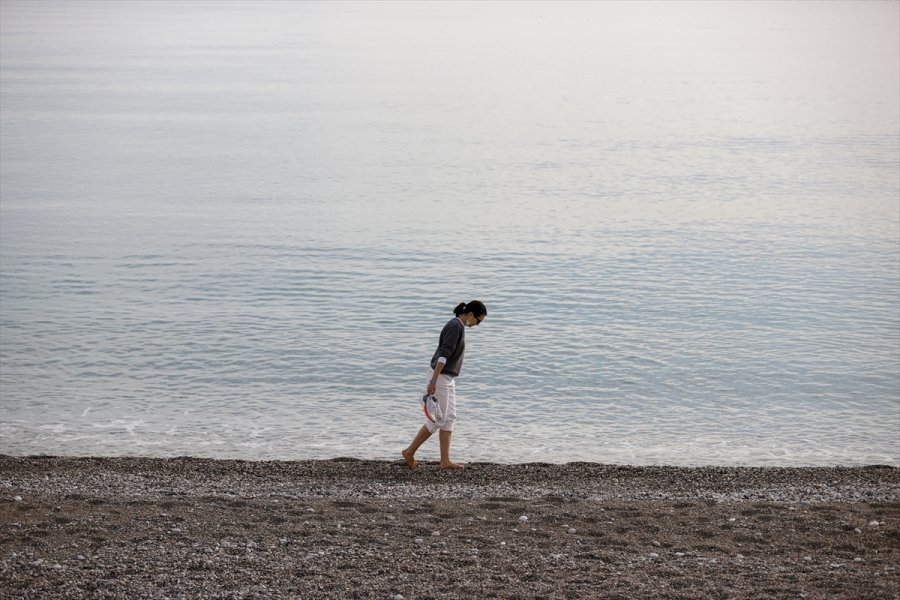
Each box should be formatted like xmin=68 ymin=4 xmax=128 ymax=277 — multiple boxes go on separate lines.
xmin=402 ymin=300 xmax=487 ymax=470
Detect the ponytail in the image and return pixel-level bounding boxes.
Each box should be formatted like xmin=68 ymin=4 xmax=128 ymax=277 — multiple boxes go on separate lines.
xmin=453 ymin=300 xmax=487 ymax=317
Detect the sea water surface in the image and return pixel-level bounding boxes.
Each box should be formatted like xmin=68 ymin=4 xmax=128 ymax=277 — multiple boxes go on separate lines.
xmin=1 ymin=1 xmax=898 ymax=466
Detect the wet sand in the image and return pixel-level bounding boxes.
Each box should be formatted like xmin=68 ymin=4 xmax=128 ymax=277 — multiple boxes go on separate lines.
xmin=1 ymin=455 xmax=898 ymax=599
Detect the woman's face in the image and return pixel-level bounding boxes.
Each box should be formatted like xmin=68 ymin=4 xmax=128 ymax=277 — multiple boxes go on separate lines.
xmin=464 ymin=312 xmax=485 ymax=327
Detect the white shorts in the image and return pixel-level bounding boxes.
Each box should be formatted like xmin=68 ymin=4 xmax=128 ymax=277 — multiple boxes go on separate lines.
xmin=425 ymin=369 xmax=457 ymax=433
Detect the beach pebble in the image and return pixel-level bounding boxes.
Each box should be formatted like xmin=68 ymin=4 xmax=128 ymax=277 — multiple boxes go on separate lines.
xmin=13 ymin=496 xmax=22 ymax=502
xmin=869 ymin=520 xmax=880 ymax=527
xmin=567 ymin=528 xmax=577 ymax=534
xmin=394 ymin=595 xmax=404 ymax=600
xmin=4 ymin=456 xmax=897 ymax=598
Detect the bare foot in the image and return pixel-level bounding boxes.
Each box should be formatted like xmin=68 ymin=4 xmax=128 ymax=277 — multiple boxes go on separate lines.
xmin=401 ymin=449 xmax=417 ymax=469
xmin=439 ymin=462 xmax=465 ymax=470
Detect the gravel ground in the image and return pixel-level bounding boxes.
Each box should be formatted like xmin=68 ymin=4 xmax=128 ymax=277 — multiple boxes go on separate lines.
xmin=1 ymin=455 xmax=898 ymax=599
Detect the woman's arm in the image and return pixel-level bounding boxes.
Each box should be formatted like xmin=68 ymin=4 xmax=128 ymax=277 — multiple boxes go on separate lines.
xmin=427 ymin=361 xmax=445 ymax=395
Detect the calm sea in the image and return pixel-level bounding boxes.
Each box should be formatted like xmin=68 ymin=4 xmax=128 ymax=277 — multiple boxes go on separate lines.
xmin=2 ymin=1 xmax=898 ymax=466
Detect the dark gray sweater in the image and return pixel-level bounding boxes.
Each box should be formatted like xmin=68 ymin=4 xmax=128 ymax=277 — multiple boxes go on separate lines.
xmin=430 ymin=317 xmax=466 ymax=377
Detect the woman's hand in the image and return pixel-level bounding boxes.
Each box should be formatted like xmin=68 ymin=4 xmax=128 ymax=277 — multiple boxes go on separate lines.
xmin=427 ymin=382 xmax=436 ymax=395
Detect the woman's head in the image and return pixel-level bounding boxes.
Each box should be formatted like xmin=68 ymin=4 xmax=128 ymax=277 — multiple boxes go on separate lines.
xmin=454 ymin=300 xmax=487 ymax=327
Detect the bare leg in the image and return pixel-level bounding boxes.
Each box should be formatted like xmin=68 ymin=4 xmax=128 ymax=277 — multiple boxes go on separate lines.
xmin=439 ymin=430 xmax=464 ymax=469
xmin=402 ymin=425 xmax=432 ymax=469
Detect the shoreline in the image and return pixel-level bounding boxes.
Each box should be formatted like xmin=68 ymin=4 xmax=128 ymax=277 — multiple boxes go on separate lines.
xmin=2 ymin=455 xmax=898 ymax=598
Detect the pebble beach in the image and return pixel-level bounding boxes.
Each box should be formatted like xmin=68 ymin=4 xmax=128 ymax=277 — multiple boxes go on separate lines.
xmin=1 ymin=455 xmax=898 ymax=599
